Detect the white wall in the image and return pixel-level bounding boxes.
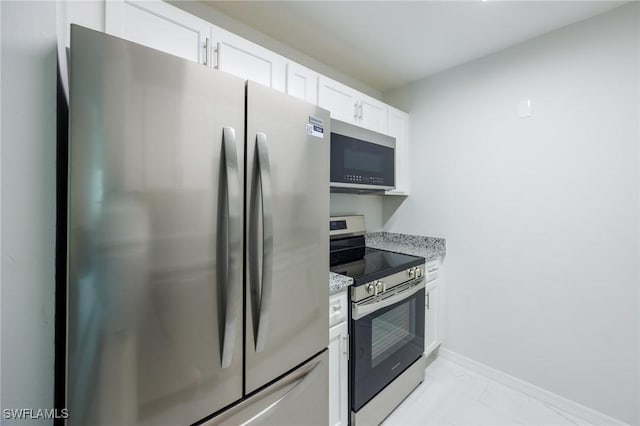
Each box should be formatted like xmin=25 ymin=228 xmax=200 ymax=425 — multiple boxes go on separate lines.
xmin=1 ymin=1 xmax=58 ymax=423
xmin=384 ymin=4 xmax=639 ymax=424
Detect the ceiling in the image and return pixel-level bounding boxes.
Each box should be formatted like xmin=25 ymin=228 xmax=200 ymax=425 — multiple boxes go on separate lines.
xmin=203 ymin=1 xmax=625 ymax=92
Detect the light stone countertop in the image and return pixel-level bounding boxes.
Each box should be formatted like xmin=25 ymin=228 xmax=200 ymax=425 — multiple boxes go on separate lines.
xmin=329 ymin=272 xmax=353 ymax=295
xmin=365 ymin=232 xmax=446 ymax=261
xmin=329 ymin=232 xmax=446 ymax=294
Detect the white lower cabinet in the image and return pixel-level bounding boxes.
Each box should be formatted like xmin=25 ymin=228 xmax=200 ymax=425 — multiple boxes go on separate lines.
xmin=329 ymin=321 xmax=348 ymax=426
xmin=424 ymin=259 xmax=443 ymax=356
xmin=424 ymin=283 xmax=440 ymax=356
xmin=328 ymin=290 xmax=348 ymax=426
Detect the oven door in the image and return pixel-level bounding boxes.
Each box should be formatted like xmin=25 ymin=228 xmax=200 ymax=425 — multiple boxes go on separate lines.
xmin=351 ymin=282 xmax=425 ymax=412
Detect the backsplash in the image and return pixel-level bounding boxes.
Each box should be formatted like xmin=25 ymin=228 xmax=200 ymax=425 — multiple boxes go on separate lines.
xmin=330 ymin=193 xmax=384 ymax=231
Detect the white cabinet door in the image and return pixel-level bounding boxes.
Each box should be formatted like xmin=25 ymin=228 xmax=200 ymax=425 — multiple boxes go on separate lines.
xmin=359 ymin=94 xmax=387 ymax=134
xmin=318 ymin=76 xmax=389 ymax=133
xmin=105 ymin=0 xmax=211 ymax=65
xmin=286 ymin=62 xmax=318 ymax=104
xmin=386 ymin=107 xmax=410 ymax=195
xmin=329 ymin=321 xmax=348 ymax=426
xmin=425 ymin=283 xmax=440 ymax=356
xmin=214 ymin=27 xmax=286 ymax=92
xmin=318 ymin=76 xmax=359 ymax=124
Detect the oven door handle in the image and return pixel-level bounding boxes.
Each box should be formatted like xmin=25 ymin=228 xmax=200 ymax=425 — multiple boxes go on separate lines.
xmin=352 ymin=280 xmax=425 ymax=320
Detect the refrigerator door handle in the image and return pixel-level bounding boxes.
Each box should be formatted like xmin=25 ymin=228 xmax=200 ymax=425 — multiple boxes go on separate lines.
xmin=251 ymin=132 xmax=274 ymax=353
xmin=221 ymin=126 xmax=241 ymax=368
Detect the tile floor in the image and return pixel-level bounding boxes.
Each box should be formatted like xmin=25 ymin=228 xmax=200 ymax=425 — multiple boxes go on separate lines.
xmin=382 ymin=357 xmax=591 ymax=426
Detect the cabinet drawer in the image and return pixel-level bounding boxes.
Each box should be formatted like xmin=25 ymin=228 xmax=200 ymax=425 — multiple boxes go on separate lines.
xmin=425 ymin=259 xmax=440 ymax=283
xmin=329 ymin=290 xmax=348 ymax=327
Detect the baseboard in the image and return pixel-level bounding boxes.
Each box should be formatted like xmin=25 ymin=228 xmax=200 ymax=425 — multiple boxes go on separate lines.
xmin=438 ymin=348 xmax=629 ymax=426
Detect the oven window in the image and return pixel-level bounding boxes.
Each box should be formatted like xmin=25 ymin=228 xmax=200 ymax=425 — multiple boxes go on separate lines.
xmin=371 ymin=298 xmax=416 ymax=367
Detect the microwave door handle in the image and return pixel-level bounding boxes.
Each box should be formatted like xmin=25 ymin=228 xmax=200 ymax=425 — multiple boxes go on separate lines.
xmin=253 ymin=132 xmax=274 ymax=353
xmin=220 ymin=127 xmax=241 ymax=368
xmin=352 ymin=280 xmax=425 ymax=320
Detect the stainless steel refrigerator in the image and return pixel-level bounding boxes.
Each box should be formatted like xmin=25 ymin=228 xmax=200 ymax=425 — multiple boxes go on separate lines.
xmin=66 ymin=25 xmax=329 ymax=426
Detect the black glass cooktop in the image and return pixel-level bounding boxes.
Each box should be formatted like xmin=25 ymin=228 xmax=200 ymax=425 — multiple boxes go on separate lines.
xmin=330 ymin=247 xmax=424 ymax=286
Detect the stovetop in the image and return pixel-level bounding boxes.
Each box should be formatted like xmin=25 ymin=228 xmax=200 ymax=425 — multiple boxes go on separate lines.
xmin=330 ymin=247 xmax=425 ymax=286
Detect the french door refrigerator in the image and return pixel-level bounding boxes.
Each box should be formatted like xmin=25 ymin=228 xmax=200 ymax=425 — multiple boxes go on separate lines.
xmin=66 ymin=25 xmax=329 ymax=426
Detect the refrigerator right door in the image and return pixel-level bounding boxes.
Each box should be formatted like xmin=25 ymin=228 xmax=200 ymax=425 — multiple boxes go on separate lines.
xmin=245 ymin=81 xmax=330 ymax=394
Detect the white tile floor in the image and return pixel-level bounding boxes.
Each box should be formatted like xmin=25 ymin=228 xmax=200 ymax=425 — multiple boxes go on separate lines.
xmin=382 ymin=357 xmax=592 ymax=426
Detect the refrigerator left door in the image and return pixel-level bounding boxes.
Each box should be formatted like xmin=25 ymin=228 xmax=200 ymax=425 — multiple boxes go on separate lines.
xmin=67 ymin=25 xmax=245 ymax=426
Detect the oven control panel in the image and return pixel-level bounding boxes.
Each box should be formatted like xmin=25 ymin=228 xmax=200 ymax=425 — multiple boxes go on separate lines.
xmin=351 ymin=263 xmax=426 ymax=302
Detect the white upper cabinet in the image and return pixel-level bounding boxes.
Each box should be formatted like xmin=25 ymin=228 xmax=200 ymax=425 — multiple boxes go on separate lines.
xmin=386 ymin=107 xmax=410 ymax=195
xmin=105 ymin=0 xmax=212 ymax=65
xmin=213 ymin=27 xmax=286 ymax=92
xmin=318 ymin=75 xmax=360 ymax=124
xmin=286 ymin=62 xmax=319 ymax=104
xmin=359 ymin=94 xmax=387 ymax=134
xmin=318 ymin=76 xmax=388 ymax=134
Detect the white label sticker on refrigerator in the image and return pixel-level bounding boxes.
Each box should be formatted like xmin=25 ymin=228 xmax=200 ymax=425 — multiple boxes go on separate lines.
xmin=306 ymin=123 xmax=324 ymax=138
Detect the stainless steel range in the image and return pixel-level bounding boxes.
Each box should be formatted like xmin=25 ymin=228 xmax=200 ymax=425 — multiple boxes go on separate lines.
xmin=330 ymin=215 xmax=427 ymax=426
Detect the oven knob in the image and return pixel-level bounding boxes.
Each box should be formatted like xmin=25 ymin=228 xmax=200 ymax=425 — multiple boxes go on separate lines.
xmin=416 ymin=267 xmax=423 ymax=278
xmin=408 ymin=268 xmax=416 ymax=279
xmin=366 ymin=283 xmax=375 ymax=295
xmin=375 ymin=280 xmax=385 ymax=293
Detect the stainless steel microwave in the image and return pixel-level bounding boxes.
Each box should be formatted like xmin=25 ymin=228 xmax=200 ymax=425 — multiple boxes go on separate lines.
xmin=330 ymin=119 xmax=395 ymax=192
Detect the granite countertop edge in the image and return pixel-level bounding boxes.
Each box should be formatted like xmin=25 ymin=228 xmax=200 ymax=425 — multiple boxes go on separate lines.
xmin=365 ymin=231 xmax=447 ymax=261
xmin=329 ymin=232 xmax=446 ymax=294
xmin=329 ymin=272 xmax=354 ymax=295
